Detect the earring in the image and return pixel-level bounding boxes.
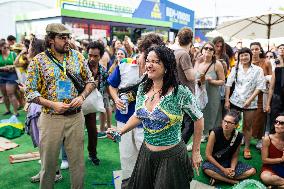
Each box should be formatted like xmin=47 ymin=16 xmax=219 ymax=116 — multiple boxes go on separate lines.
xmin=165 ymin=70 xmax=167 ymax=74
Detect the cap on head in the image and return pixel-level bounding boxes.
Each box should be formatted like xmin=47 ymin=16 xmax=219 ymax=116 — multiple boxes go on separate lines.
xmin=46 ymin=23 xmax=71 ymax=34
xmin=11 ymin=43 xmax=24 ymax=51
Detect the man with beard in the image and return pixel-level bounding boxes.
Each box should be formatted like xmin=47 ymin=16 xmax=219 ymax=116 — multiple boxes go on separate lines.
xmin=85 ymin=41 xmax=109 ymax=165
xmin=25 ymin=23 xmax=95 ymax=189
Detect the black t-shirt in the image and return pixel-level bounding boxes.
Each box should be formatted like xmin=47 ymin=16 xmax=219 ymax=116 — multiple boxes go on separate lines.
xmin=211 ymin=127 xmax=243 ymax=162
xmin=274 ymin=67 xmax=284 ymax=97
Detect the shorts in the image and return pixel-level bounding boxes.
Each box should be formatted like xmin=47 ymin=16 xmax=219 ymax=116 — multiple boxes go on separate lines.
xmin=0 ymin=72 xmax=18 ymax=85
xmin=103 ymin=93 xmax=112 ymax=108
xmin=231 ymin=103 xmax=256 ymax=112
xmin=0 ymin=79 xmax=17 ymax=85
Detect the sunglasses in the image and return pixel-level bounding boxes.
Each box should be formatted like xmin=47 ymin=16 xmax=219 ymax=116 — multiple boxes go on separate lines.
xmin=204 ymin=47 xmax=214 ymax=52
xmin=56 ymin=35 xmax=71 ymax=40
xmin=275 ymin=120 xmax=284 ymax=125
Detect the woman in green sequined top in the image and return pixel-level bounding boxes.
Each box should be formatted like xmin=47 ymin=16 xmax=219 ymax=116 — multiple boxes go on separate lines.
xmin=108 ymin=45 xmax=204 ymax=189
xmin=0 ymin=41 xmax=19 ymax=116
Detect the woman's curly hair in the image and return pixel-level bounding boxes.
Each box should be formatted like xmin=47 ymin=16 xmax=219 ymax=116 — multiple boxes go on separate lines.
xmin=142 ymin=45 xmax=179 ymax=97
xmin=138 ymin=33 xmax=164 ymax=52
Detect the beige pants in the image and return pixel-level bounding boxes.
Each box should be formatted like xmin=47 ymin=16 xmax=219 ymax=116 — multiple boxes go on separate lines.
xmin=38 ymin=112 xmax=85 ymax=189
xmin=117 ymin=121 xmax=144 ymax=180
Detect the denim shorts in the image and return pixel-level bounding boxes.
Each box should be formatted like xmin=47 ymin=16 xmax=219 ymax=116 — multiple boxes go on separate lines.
xmin=0 ymin=79 xmax=17 ymax=85
xmin=0 ymin=72 xmax=18 ymax=85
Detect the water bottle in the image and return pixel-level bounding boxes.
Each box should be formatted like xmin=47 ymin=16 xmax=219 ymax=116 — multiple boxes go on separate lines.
xmin=119 ymin=93 xmax=128 ymax=114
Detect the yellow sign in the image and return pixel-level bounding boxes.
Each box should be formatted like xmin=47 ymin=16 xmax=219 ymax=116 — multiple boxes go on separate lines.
xmin=151 ymin=3 xmax=162 ymax=19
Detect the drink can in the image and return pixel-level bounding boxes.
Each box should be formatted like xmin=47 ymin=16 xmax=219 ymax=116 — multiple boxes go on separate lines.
xmin=109 ymin=131 xmax=121 ymax=142
xmin=119 ymin=93 xmax=128 ymax=114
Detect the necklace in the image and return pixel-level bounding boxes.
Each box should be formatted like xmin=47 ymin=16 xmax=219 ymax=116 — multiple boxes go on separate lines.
xmin=150 ymin=88 xmax=162 ymax=102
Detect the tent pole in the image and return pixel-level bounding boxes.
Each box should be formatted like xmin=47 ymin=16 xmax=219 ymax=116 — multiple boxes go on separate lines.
xmin=267 ymin=14 xmax=272 ymax=50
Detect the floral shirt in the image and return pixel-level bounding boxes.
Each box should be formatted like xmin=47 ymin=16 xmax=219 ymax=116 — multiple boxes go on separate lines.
xmin=226 ymin=64 xmax=265 ymax=109
xmin=88 ymin=63 xmax=108 ymax=95
xmin=134 ymin=85 xmax=203 ymax=146
xmin=25 ymin=49 xmax=94 ymax=114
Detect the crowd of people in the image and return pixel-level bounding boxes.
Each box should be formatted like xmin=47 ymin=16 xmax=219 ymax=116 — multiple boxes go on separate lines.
xmin=0 ymin=23 xmax=284 ymax=189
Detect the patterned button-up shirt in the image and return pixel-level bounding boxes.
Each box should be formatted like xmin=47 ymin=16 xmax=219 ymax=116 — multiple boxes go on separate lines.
xmin=25 ymin=49 xmax=94 ymax=114
xmin=226 ymin=64 xmax=265 ymax=109
xmin=88 ymin=63 xmax=108 ymax=95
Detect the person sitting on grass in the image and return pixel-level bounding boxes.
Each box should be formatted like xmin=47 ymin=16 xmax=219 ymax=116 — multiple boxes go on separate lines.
xmin=202 ymin=110 xmax=256 ymax=185
xmin=260 ymin=113 xmax=284 ymax=188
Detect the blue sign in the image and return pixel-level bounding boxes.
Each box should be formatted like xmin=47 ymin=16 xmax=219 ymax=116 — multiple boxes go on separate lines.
xmin=133 ymin=0 xmax=194 ymax=30
xmin=133 ymin=0 xmax=166 ymax=21
xmin=165 ymin=1 xmax=194 ymax=30
xmin=61 ymin=0 xmax=194 ymax=30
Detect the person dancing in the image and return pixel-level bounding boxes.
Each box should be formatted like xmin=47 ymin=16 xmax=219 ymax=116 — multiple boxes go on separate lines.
xmin=108 ymin=45 xmax=204 ymax=189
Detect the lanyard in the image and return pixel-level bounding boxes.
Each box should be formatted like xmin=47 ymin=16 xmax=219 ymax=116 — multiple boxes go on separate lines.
xmin=49 ymin=51 xmax=67 ymax=75
xmin=62 ymin=55 xmax=67 ymax=75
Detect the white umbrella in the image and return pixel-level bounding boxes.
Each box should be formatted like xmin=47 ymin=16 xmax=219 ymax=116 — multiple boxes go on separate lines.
xmin=205 ymin=30 xmax=224 ymax=38
xmin=215 ymin=10 xmax=284 ymax=45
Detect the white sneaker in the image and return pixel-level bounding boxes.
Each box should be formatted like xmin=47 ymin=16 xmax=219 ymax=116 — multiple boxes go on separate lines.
xmin=241 ymin=137 xmax=245 ymax=146
xmin=60 ymin=160 xmax=69 ymax=170
xmin=201 ymin=135 xmax=207 ymax=143
xmin=187 ymin=142 xmax=193 ymax=151
xmin=54 ymin=174 xmax=63 ymax=182
xmin=256 ymin=140 xmax=262 ymax=150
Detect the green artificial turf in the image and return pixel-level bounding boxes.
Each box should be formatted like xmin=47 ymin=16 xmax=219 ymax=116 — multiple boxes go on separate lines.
xmin=0 ymin=104 xmax=263 ymax=189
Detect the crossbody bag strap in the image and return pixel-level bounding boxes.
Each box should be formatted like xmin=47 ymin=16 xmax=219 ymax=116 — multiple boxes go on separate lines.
xmin=204 ymin=61 xmax=214 ymax=75
xmin=214 ymin=130 xmax=239 ymax=158
xmin=45 ymin=50 xmax=64 ymax=71
xmin=45 ymin=50 xmax=74 ymax=82
xmin=45 ymin=50 xmax=85 ymax=93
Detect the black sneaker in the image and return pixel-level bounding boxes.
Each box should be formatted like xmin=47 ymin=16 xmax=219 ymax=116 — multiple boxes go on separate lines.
xmin=121 ymin=178 xmax=130 ymax=189
xmin=88 ymin=155 xmax=100 ymax=165
xmin=3 ymin=111 xmax=11 ymax=116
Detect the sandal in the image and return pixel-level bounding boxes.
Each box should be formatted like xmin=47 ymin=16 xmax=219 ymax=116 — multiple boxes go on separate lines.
xmin=244 ymin=148 xmax=252 ymax=160
xmin=209 ymin=178 xmax=216 ymax=186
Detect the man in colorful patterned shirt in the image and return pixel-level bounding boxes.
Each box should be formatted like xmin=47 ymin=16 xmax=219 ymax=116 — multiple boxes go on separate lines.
xmin=25 ymin=23 xmax=95 ymax=189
